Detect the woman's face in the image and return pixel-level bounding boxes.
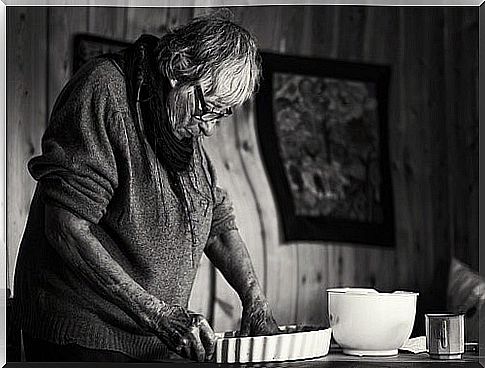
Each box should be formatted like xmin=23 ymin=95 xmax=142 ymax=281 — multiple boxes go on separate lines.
xmin=174 ymin=87 xmax=231 ymax=139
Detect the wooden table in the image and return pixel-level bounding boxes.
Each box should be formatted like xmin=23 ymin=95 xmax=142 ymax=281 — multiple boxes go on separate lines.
xmin=4 ymin=356 xmax=484 ymax=367
xmin=263 ymin=352 xmax=483 ymax=367
xmin=4 ymin=353 xmax=483 ymax=367
xmin=167 ymin=351 xmax=483 ymax=366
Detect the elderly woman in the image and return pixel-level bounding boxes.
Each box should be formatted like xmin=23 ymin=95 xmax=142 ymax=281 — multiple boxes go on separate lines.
xmin=13 ymin=12 xmax=278 ymax=362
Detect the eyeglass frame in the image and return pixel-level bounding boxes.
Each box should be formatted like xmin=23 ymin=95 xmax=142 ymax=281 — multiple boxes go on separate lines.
xmin=192 ymin=85 xmax=232 ymax=122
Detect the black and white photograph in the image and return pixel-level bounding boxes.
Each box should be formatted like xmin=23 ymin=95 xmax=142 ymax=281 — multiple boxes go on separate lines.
xmin=2 ymin=1 xmax=483 ymax=366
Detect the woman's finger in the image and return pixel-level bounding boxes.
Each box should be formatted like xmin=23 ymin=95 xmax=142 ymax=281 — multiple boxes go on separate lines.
xmin=198 ymin=318 xmax=216 ymax=360
xmin=239 ymin=316 xmax=251 ymax=337
xmin=181 ymin=343 xmax=192 ymax=361
xmin=157 ymin=327 xmax=185 ymax=355
xmin=188 ymin=326 xmax=206 ymax=362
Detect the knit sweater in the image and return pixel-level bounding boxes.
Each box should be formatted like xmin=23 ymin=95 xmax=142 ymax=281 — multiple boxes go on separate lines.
xmin=13 ymin=56 xmax=237 ymax=361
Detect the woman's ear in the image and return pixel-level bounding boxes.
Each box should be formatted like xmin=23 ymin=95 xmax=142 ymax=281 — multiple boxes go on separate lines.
xmin=169 ymin=79 xmax=177 ymax=87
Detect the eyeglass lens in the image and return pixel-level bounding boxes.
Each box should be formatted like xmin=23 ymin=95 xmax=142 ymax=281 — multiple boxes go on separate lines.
xmin=194 ymin=86 xmax=232 ymax=121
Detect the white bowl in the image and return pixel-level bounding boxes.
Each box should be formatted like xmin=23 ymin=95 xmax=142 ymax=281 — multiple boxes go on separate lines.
xmin=215 ymin=325 xmax=332 ymax=363
xmin=327 ymin=288 xmax=418 ymax=356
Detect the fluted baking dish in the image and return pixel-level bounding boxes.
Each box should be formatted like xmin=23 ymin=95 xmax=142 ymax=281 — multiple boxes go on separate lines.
xmin=214 ymin=325 xmax=332 ymax=363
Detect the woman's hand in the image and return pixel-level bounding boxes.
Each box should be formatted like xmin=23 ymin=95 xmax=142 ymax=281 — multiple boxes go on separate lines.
xmin=239 ymin=296 xmax=279 ymax=337
xmin=154 ymin=306 xmax=216 ymax=361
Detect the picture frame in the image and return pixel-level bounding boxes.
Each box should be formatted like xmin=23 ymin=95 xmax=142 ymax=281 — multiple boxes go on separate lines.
xmin=255 ymin=52 xmax=395 ymax=246
xmin=73 ymin=33 xmax=131 ymax=74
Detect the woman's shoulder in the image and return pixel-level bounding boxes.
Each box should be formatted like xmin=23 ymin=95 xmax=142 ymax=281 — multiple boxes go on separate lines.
xmin=50 ymin=55 xmax=130 ymax=127
xmin=53 ymin=56 xmax=129 ymax=116
xmin=75 ymin=56 xmax=126 ymax=93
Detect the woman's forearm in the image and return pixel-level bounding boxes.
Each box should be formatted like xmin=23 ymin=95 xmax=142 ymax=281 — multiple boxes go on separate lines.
xmin=204 ymin=229 xmax=265 ymax=306
xmin=44 ymin=204 xmax=169 ymax=333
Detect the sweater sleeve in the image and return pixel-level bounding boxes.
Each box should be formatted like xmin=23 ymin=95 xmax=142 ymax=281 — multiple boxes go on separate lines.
xmin=210 ymin=186 xmax=238 ymax=238
xmin=200 ymin=145 xmax=238 ymax=239
xmin=28 ymin=72 xmax=119 ymax=224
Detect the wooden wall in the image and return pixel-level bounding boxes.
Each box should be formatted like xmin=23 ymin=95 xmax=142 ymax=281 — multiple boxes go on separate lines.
xmin=6 ymin=6 xmax=478 ymax=334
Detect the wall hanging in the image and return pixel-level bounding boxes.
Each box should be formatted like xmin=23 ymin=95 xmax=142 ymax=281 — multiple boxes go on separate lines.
xmin=255 ymin=52 xmax=394 ymax=246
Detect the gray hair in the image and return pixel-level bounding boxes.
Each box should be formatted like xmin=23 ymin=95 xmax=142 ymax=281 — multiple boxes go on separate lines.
xmin=155 ymin=10 xmax=261 ymax=131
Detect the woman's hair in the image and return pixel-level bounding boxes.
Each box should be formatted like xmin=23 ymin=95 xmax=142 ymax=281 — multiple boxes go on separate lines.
xmin=155 ymin=9 xmax=261 ymax=131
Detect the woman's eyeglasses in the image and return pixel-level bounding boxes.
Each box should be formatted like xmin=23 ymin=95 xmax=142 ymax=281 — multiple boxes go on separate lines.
xmin=192 ymin=85 xmax=232 ymax=122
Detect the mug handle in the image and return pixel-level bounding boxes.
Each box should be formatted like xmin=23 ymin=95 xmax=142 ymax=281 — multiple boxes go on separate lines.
xmin=440 ymin=320 xmax=448 ymax=349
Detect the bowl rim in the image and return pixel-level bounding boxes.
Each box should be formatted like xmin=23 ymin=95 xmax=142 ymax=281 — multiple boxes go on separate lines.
xmin=326 ymin=287 xmax=419 ymax=296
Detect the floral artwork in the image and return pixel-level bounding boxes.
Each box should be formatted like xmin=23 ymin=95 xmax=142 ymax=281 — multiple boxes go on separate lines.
xmin=272 ymin=73 xmax=382 ymax=223
xmin=256 ymin=53 xmax=394 ymax=245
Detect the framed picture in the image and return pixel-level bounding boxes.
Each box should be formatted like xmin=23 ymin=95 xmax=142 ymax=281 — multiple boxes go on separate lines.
xmin=73 ymin=34 xmax=131 ymax=74
xmin=255 ymin=52 xmax=395 ymax=246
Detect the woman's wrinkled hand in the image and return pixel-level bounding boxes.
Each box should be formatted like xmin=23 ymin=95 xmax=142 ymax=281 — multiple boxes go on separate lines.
xmin=154 ymin=305 xmax=216 ymax=362
xmin=239 ymin=296 xmax=279 ymax=337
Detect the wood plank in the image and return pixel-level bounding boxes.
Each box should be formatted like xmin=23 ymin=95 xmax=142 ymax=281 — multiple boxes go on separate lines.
xmin=362 ymin=6 xmax=399 ymax=64
xmin=296 ymin=242 xmax=330 ymax=326
xmin=393 ymin=7 xmax=411 ymax=290
xmin=394 ymin=9 xmax=449 ymax=324
xmin=360 ymin=6 xmax=399 ymax=291
xmin=330 ymin=4 xmax=368 ymax=302
xmin=406 ymin=8 xmax=430 ymax=293
xmin=124 ymin=7 xmax=171 ymax=41
xmin=461 ymin=7 xmax=479 ymax=272
xmin=6 ymin=7 xmax=48 ymax=291
xmin=311 ymin=6 xmax=341 ymax=59
xmin=443 ymin=8 xmax=459 ymax=273
xmin=460 ymin=8 xmax=479 ymax=270
xmin=165 ymin=6 xmax=195 ymax=29
xmin=338 ymin=6 xmax=367 ymax=61
xmin=393 ymin=8 xmax=422 ymax=291
xmin=237 ymin=6 xmax=285 ymax=53
xmin=202 ymin=116 xmax=249 ymax=332
xmin=238 ymin=6 xmax=299 ymax=326
xmin=201 ymin=6 xmax=301 ymax=330
xmin=205 ymin=117 xmax=266 ymax=287
xmin=0 ymin=2 xmax=6 ymax=302
xmin=291 ymin=5 xmax=328 ymax=325
xmin=336 ymin=6 xmax=401 ymax=297
xmin=278 ymin=5 xmax=346 ymax=326
xmin=234 ymin=97 xmax=299 ymax=325
xmin=232 ymin=105 xmax=270 ymax=296
xmin=48 ymin=7 xmax=88 ymax=116
xmin=444 ymin=8 xmax=479 ymax=270
xmin=310 ymin=6 xmax=345 ymax=325
xmin=192 ymin=6 xmax=212 ymax=18
xmin=281 ymin=6 xmax=310 ymax=56
xmin=240 ymin=5 xmax=301 ymax=325
xmin=124 ymin=7 xmax=194 ymax=41
xmin=393 ymin=8 xmax=445 ymax=334
xmin=87 ymin=6 xmax=126 ymax=39
xmin=421 ymin=8 xmax=449 ymax=312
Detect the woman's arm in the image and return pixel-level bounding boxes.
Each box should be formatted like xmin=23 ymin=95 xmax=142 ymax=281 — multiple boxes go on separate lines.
xmin=204 ymin=229 xmax=279 ymax=336
xmin=45 ymin=204 xmax=215 ymax=361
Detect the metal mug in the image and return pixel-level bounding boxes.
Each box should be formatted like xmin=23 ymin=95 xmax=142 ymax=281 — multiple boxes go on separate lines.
xmin=425 ymin=313 xmax=465 ymax=360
